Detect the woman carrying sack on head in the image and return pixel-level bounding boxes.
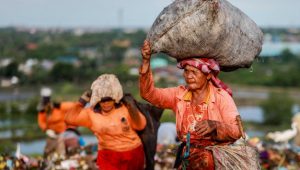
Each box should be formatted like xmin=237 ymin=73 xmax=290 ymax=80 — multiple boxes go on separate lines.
xmin=65 ymin=74 xmax=146 ymax=170
xmin=140 ymin=40 xmax=243 ymax=170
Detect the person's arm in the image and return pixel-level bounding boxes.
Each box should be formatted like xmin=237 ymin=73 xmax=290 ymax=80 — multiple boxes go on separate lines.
xmin=65 ymin=102 xmax=92 ymax=128
xmin=38 ymin=111 xmax=47 ymax=131
xmin=37 ymin=96 xmax=50 ymax=131
xmin=195 ymin=91 xmax=242 ymax=142
xmin=45 ymin=101 xmax=79 ymax=125
xmin=65 ymin=90 xmax=93 ymax=128
xmin=213 ymin=92 xmax=242 ymax=141
xmin=46 ymin=111 xmax=64 ymax=125
xmin=122 ymin=95 xmax=146 ymax=131
xmin=60 ymin=102 xmax=78 ymax=113
xmin=128 ymin=109 xmax=146 ymax=131
xmin=139 ymin=40 xmax=178 ymax=109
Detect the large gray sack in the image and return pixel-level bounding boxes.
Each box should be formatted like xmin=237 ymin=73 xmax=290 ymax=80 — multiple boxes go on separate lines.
xmin=147 ymin=0 xmax=263 ymax=71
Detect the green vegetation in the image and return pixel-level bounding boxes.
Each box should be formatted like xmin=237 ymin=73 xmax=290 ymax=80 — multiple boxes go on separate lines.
xmin=0 ymin=27 xmax=300 ymax=89
xmin=160 ymin=110 xmax=176 ymax=123
xmin=0 ymin=140 xmax=16 ymax=155
xmin=260 ymin=92 xmax=294 ymax=126
xmin=220 ymin=49 xmax=300 ymax=87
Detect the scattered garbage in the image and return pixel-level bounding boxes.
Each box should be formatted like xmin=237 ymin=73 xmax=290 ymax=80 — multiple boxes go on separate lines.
xmin=0 ymin=143 xmax=98 ymax=170
xmin=1 ymin=137 xmax=300 ymax=170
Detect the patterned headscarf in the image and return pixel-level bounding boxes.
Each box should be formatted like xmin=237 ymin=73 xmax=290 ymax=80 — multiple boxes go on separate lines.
xmin=177 ymin=58 xmax=232 ymax=96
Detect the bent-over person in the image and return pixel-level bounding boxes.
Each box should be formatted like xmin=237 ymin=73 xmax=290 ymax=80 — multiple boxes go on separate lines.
xmin=65 ymin=74 xmax=146 ymax=170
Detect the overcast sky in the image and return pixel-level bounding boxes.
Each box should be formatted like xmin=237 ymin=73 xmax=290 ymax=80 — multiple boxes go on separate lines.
xmin=0 ymin=0 xmax=299 ymax=28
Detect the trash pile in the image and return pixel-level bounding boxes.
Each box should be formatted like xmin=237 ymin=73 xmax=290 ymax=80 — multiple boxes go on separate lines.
xmin=0 ymin=143 xmax=98 ymax=170
xmin=1 ymin=139 xmax=300 ymax=170
xmin=0 ymin=154 xmax=43 ymax=170
xmin=251 ymin=137 xmax=300 ymax=170
xmin=153 ymin=136 xmax=300 ymax=170
xmin=154 ymin=144 xmax=177 ymax=170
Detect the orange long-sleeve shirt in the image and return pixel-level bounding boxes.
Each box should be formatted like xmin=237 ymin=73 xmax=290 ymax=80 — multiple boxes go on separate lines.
xmin=38 ymin=102 xmax=77 ymax=133
xmin=139 ymin=68 xmax=241 ymax=142
xmin=65 ymin=103 xmax=146 ymax=152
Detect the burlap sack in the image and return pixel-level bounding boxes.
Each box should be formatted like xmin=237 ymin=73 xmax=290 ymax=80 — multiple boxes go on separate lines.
xmin=90 ymin=74 xmax=123 ymax=107
xmin=147 ymin=0 xmax=263 ymax=71
xmin=206 ymin=144 xmax=261 ymax=170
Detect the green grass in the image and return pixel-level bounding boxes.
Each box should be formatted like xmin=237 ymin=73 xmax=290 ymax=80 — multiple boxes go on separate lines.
xmin=160 ymin=110 xmax=176 ymax=123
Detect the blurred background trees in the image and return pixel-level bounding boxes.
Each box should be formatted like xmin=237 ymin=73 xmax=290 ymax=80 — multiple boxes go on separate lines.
xmin=260 ymin=92 xmax=294 ymax=127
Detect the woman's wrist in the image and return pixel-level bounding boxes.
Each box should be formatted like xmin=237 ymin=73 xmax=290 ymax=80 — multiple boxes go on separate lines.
xmin=142 ymin=54 xmax=151 ymax=61
xmin=140 ymin=59 xmax=150 ymax=74
xmin=142 ymin=58 xmax=150 ymax=63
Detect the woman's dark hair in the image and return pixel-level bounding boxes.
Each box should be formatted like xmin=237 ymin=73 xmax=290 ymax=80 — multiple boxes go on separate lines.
xmin=100 ymin=97 xmax=113 ymax=102
xmin=53 ymin=102 xmax=61 ymax=109
xmin=66 ymin=128 xmax=81 ymax=136
xmin=93 ymin=101 xmax=122 ymax=113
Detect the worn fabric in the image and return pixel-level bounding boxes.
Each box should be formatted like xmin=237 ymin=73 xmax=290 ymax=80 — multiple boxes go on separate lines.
xmin=176 ymin=99 xmax=216 ymax=169
xmin=97 ymin=145 xmax=145 ymax=170
xmin=44 ymin=134 xmax=66 ymax=157
xmin=178 ymin=91 xmax=214 ymax=170
xmin=65 ymin=104 xmax=146 ymax=152
xmin=38 ymin=102 xmax=77 ymax=133
xmin=177 ymin=58 xmax=232 ymax=96
xmin=181 ymin=147 xmax=215 ymax=170
xmin=206 ymin=145 xmax=261 ymax=170
xmin=90 ymin=74 xmax=123 ymax=107
xmin=139 ymin=68 xmax=241 ymax=169
xmin=179 ymin=91 xmax=210 ymax=140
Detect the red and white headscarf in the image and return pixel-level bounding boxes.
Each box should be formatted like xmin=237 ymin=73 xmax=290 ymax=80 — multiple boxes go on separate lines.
xmin=177 ymin=58 xmax=233 ymax=96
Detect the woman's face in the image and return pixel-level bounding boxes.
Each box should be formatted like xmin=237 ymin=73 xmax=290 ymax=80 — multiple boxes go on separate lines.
xmin=183 ymin=65 xmax=208 ymax=90
xmin=99 ymin=100 xmax=115 ymax=113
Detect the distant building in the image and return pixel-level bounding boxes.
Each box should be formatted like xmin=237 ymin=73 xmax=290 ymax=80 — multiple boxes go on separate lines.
xmin=0 ymin=58 xmax=12 ymax=67
xmin=112 ymin=39 xmax=131 ymax=48
xmin=151 ymin=58 xmax=168 ymax=69
xmin=26 ymin=43 xmax=38 ymax=50
xmin=153 ymin=65 xmax=183 ymax=86
xmin=123 ymin=48 xmax=140 ymax=67
xmin=41 ymin=59 xmax=54 ymax=71
xmin=1 ymin=76 xmax=19 ymax=87
xmin=79 ymin=47 xmax=98 ymax=59
xmin=18 ymin=59 xmax=38 ymax=75
xmin=1 ymin=78 xmax=12 ymax=87
xmin=56 ymin=56 xmax=81 ymax=67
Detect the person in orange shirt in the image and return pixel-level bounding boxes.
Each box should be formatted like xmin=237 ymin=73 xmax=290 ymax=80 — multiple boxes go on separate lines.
xmin=65 ymin=74 xmax=146 ymax=170
xmin=37 ymin=88 xmax=78 ymax=157
xmin=140 ymin=40 xmax=242 ymax=170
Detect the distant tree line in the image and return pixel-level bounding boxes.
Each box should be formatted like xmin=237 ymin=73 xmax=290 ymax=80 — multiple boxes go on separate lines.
xmin=1 ymin=27 xmax=300 ymax=88
xmin=220 ymin=49 xmax=300 ymax=87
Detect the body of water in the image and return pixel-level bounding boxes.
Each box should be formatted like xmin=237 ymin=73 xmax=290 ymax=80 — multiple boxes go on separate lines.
xmin=19 ymin=135 xmax=97 ymax=155
xmin=260 ymin=42 xmax=300 ymax=57
xmin=238 ymin=106 xmax=264 ymax=123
